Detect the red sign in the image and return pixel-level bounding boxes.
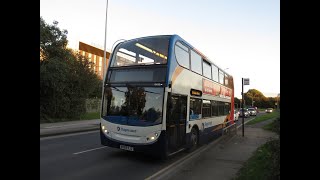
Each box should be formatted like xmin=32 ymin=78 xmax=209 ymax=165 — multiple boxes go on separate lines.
xmin=202 ymin=79 xmax=231 ymax=98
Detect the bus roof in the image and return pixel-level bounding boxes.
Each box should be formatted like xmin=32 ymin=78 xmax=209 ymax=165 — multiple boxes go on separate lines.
xmin=116 ymin=34 xmax=232 ymax=77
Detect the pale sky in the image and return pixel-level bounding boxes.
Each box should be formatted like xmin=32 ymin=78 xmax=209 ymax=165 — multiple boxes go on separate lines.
xmin=40 ymin=0 xmax=280 ymax=98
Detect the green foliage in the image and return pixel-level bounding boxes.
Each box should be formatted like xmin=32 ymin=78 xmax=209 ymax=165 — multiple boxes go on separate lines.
xmin=234 ymin=97 xmax=240 ymax=108
xmin=263 ymin=117 xmax=280 ymax=136
xmin=271 ymin=117 xmax=280 ymax=135
xmin=234 ymin=139 xmax=280 ymax=180
xmin=79 ymin=112 xmax=100 ymax=120
xmin=40 ymin=17 xmax=68 ymax=60
xmin=40 ymin=17 xmax=102 ymax=122
xmin=241 ymin=89 xmax=280 ymax=108
xmin=273 ymin=117 xmax=280 ymax=135
xmin=262 ymin=120 xmax=274 ymax=131
xmin=235 ymin=116 xmax=280 ymax=180
xmin=246 ymin=89 xmax=265 ymax=98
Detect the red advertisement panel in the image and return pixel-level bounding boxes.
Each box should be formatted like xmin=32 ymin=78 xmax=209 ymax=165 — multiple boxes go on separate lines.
xmin=202 ymin=79 xmax=231 ymax=98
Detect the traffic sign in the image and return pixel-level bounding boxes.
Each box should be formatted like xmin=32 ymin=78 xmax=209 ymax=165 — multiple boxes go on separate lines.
xmin=243 ymin=78 xmax=250 ymax=85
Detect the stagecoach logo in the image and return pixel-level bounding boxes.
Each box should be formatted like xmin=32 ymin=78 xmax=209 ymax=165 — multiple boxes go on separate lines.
xmin=116 ymin=127 xmax=137 ymax=133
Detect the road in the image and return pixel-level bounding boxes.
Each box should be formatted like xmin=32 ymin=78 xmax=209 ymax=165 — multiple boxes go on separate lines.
xmin=40 ymin=115 xmax=259 ymax=180
xmin=40 ymin=131 xmax=187 ymax=180
xmin=235 ymin=111 xmax=265 ymax=126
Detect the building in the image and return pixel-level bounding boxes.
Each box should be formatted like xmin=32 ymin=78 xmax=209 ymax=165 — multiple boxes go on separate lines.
xmin=78 ymin=41 xmax=111 ymax=79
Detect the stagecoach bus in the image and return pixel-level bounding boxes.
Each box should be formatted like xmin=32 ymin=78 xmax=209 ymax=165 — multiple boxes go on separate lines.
xmin=100 ymin=34 xmax=234 ymax=159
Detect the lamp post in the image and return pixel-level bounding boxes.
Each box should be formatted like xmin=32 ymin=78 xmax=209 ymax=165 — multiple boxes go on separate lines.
xmin=100 ymin=0 xmax=109 ymax=117
xmin=251 ymin=94 xmax=257 ymax=107
xmin=251 ymin=96 xmax=253 ymax=107
xmin=103 ymin=0 xmax=109 ymax=81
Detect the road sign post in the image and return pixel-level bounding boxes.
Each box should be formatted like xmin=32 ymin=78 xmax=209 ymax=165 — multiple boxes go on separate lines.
xmin=242 ymin=78 xmax=249 ymax=137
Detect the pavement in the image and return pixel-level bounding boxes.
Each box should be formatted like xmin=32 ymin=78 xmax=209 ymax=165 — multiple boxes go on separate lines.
xmin=40 ymin=119 xmax=100 ymax=137
xmin=40 ymin=116 xmax=278 ymax=180
xmin=168 ymin=119 xmax=278 ymax=180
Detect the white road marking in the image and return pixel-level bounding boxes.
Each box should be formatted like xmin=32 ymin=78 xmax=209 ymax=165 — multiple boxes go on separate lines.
xmin=73 ymin=146 xmax=108 ymax=155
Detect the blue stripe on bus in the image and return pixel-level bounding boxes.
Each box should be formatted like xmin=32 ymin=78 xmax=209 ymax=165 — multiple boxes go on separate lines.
xmin=166 ymin=35 xmax=178 ymax=86
xmin=201 ymin=124 xmax=223 ymax=141
xmin=166 ymin=36 xmax=173 ymax=86
xmin=166 ymin=34 xmax=198 ymax=87
xmin=103 ymin=116 xmax=158 ymax=126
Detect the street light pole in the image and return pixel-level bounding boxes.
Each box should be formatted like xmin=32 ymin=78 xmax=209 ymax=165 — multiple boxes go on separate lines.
xmin=251 ymin=96 xmax=253 ymax=107
xmin=252 ymin=96 xmax=256 ymax=107
xmin=103 ymin=0 xmax=109 ymax=81
xmin=100 ymin=0 xmax=109 ymax=118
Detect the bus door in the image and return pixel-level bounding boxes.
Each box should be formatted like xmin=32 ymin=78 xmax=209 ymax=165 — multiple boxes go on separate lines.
xmin=166 ymin=93 xmax=187 ymax=153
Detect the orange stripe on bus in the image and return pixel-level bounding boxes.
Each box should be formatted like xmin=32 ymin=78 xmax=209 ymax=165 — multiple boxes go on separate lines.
xmin=193 ymin=48 xmax=207 ymax=59
xmin=171 ymin=66 xmax=183 ymax=85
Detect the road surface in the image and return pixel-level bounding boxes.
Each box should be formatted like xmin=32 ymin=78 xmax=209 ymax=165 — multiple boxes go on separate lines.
xmin=40 ymin=115 xmax=258 ymax=180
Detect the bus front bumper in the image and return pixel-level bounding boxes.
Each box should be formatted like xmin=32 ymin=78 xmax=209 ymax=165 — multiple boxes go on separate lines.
xmin=100 ymin=128 xmax=166 ymax=155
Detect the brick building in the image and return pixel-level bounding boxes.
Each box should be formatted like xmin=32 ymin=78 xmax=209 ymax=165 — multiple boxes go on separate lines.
xmin=78 ymin=41 xmax=111 ymax=79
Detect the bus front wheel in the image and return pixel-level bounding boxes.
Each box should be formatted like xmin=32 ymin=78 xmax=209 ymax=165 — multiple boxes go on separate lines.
xmin=188 ymin=127 xmax=199 ymax=152
xmin=159 ymin=138 xmax=169 ymax=160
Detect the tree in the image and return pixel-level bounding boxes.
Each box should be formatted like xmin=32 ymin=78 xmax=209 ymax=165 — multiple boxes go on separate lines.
xmin=234 ymin=97 xmax=240 ymax=109
xmin=40 ymin=17 xmax=68 ymax=61
xmin=40 ymin=17 xmax=102 ymax=122
xmin=244 ymin=89 xmax=267 ymax=108
xmin=241 ymin=89 xmax=278 ymax=108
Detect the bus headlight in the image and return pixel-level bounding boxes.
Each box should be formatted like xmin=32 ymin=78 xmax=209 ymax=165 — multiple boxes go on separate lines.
xmin=101 ymin=124 xmax=108 ymax=134
xmin=146 ymin=131 xmax=161 ymax=142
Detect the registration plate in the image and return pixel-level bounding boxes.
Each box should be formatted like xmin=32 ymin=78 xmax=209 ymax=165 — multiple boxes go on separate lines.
xmin=120 ymin=145 xmax=134 ymax=151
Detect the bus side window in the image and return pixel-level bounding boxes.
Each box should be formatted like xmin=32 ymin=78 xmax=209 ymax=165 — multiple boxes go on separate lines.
xmin=190 ymin=98 xmax=202 ymax=120
xmin=190 ymin=109 xmax=194 ymax=115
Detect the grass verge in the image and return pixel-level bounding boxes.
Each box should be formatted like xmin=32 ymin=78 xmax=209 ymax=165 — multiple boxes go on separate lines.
xmin=233 ymin=139 xmax=280 ymax=180
xmin=263 ymin=120 xmax=275 ymax=131
xmin=40 ymin=112 xmax=100 ymax=123
xmin=246 ymin=111 xmax=279 ymax=125
xmin=234 ymin=113 xmax=280 ymax=180
xmin=79 ymin=112 xmax=100 ymax=120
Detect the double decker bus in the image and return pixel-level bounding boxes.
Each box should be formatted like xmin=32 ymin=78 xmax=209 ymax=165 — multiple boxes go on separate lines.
xmin=100 ymin=35 xmax=234 ymax=159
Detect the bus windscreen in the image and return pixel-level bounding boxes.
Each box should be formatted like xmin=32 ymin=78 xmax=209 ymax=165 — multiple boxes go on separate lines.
xmin=110 ymin=36 xmax=170 ymax=67
xmin=102 ymin=86 xmax=164 ymax=126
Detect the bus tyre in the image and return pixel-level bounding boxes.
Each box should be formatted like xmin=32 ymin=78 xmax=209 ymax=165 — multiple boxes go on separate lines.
xmin=188 ymin=127 xmax=199 ymax=152
xmin=160 ymin=138 xmax=169 ymax=160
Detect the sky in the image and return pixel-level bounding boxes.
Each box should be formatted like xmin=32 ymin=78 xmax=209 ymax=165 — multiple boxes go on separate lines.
xmin=40 ymin=0 xmax=280 ymax=98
